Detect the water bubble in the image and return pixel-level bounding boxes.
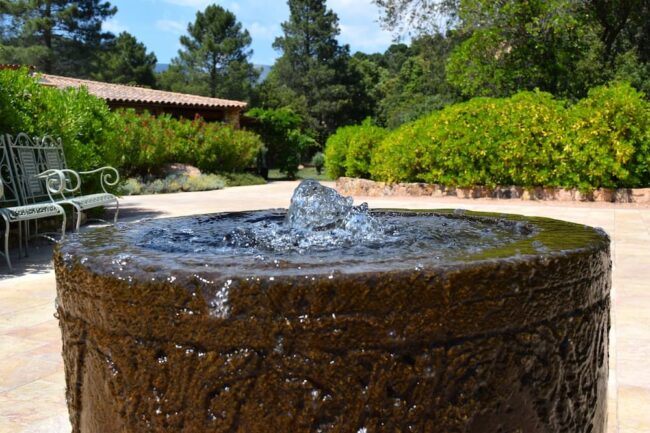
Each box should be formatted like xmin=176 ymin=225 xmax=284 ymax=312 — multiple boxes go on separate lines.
xmin=274 ymin=336 xmax=284 ymax=354
xmin=209 ymin=279 xmax=232 ymax=319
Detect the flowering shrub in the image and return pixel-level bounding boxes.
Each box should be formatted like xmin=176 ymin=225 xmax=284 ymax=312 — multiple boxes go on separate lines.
xmin=111 ymin=110 xmax=263 ymax=176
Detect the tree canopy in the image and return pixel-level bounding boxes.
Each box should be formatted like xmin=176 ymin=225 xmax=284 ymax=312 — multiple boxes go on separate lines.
xmin=266 ymin=0 xmax=364 ymax=142
xmin=374 ymin=0 xmax=650 ymax=99
xmin=157 ymin=4 xmax=258 ymax=101
xmin=0 ymin=0 xmax=116 ymax=76
xmin=92 ymin=31 xmax=157 ymax=86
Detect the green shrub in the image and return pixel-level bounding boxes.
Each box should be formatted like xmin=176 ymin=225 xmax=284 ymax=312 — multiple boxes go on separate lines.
xmin=565 ymin=83 xmax=650 ymax=189
xmin=324 ymin=119 xmax=387 ymax=179
xmin=311 ymin=152 xmax=325 ymax=174
xmin=0 ymin=68 xmax=118 ymax=175
xmin=246 ymin=108 xmax=315 ymax=179
xmin=143 ymin=179 xmax=165 ymax=195
xmin=221 ymin=172 xmax=267 ymax=187
xmin=324 ymin=128 xmax=349 ymax=179
xmin=183 ymin=174 xmax=226 ymax=192
xmin=120 ymin=178 xmax=144 ymax=196
xmin=369 ymin=83 xmax=650 ymax=190
xmin=112 ymin=110 xmax=263 ymax=177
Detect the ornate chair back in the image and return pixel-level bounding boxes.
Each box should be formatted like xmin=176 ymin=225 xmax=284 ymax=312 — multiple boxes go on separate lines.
xmin=5 ymin=133 xmax=70 ymax=205
xmin=0 ymin=135 xmax=23 ymax=208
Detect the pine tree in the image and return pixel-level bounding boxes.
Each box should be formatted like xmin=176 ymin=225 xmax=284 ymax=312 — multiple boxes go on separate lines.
xmin=272 ymin=0 xmax=359 ymax=142
xmin=0 ymin=0 xmax=116 ymax=76
xmin=93 ymin=32 xmax=157 ymax=87
xmin=159 ymin=4 xmax=258 ymax=100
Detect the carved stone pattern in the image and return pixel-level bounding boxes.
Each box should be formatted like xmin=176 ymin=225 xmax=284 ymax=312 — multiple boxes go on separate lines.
xmin=58 ymin=298 xmax=609 ymax=433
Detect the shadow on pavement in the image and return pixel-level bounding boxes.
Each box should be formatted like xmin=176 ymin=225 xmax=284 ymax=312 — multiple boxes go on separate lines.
xmin=0 ymin=208 xmax=167 ymax=278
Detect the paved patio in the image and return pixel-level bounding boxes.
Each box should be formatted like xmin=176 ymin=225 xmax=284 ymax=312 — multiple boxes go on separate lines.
xmin=0 ymin=181 xmax=648 ymax=432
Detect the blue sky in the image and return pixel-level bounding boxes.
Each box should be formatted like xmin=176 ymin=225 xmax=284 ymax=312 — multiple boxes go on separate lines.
xmin=103 ymin=0 xmax=397 ymax=66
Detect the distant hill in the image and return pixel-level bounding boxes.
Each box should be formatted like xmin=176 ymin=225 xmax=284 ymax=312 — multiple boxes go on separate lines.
xmin=154 ymin=63 xmax=271 ymax=83
xmin=256 ymin=64 xmax=272 ymax=82
xmin=155 ymin=63 xmax=169 ymax=73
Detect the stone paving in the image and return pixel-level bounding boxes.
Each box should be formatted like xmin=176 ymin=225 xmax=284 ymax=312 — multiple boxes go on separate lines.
xmin=0 ymin=181 xmax=648 ymax=432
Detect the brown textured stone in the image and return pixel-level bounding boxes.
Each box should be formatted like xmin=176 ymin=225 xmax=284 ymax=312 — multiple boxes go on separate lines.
xmin=55 ymin=211 xmax=611 ymax=433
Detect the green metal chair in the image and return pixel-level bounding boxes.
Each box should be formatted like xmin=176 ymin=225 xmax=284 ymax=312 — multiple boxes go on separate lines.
xmin=0 ymin=136 xmax=66 ymax=271
xmin=5 ymin=133 xmax=120 ymax=232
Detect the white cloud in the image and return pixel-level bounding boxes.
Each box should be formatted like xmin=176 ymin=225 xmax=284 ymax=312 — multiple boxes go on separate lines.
xmin=248 ymin=22 xmax=280 ymax=41
xmin=339 ymin=23 xmax=392 ymax=51
xmin=103 ymin=18 xmax=129 ymax=34
xmin=156 ymin=19 xmax=187 ymax=34
xmin=328 ymin=0 xmax=379 ymax=18
xmin=162 ymin=0 xmax=212 ymax=8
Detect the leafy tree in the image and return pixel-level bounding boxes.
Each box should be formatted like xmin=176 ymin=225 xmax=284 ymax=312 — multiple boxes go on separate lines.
xmin=379 ymin=34 xmax=460 ymax=126
xmin=246 ymin=107 xmax=316 ymax=179
xmin=0 ymin=0 xmax=116 ymax=76
xmin=271 ymin=0 xmax=359 ymax=142
xmin=374 ymin=0 xmax=650 ymax=99
xmin=446 ymin=0 xmax=605 ymax=98
xmin=93 ymin=31 xmax=157 ymax=86
xmin=348 ymin=52 xmax=388 ymax=122
xmin=158 ymin=4 xmax=257 ymax=100
xmin=373 ymin=0 xmax=459 ymax=34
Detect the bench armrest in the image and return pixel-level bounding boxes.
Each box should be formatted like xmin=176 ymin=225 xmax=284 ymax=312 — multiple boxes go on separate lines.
xmin=35 ymin=169 xmax=81 ymax=200
xmin=76 ymin=166 xmax=120 ymax=194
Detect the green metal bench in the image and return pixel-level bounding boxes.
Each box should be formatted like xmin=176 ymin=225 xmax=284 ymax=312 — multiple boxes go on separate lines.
xmin=0 ymin=133 xmax=121 ymax=270
xmin=5 ymin=133 xmax=120 ymax=231
xmin=0 ymin=136 xmax=67 ymax=270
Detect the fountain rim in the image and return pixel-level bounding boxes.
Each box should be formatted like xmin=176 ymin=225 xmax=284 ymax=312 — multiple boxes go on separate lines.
xmin=57 ymin=208 xmax=610 ymax=284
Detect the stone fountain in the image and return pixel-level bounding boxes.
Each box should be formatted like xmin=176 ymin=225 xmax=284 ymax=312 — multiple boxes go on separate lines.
xmin=55 ymin=180 xmax=610 ymax=433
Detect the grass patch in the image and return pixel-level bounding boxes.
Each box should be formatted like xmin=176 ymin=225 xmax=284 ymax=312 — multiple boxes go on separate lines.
xmin=221 ymin=172 xmax=267 ymax=187
xmin=268 ymin=166 xmax=329 ymax=181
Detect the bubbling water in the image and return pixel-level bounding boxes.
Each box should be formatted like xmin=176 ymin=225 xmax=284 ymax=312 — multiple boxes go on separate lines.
xmin=132 ymin=181 xmax=537 ymax=267
xmin=60 ymin=180 xmax=559 ymax=278
xmin=220 ymin=180 xmax=386 ymax=253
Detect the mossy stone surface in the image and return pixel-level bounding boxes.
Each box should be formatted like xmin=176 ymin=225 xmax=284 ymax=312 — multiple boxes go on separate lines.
xmin=55 ymin=210 xmax=610 ymax=433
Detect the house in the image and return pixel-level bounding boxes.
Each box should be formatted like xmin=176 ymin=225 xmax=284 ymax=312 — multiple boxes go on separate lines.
xmin=38 ymin=73 xmax=247 ymax=127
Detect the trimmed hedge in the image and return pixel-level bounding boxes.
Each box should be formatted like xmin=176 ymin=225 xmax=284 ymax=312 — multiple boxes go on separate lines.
xmin=366 ymin=83 xmax=650 ymax=190
xmin=324 ymin=118 xmax=388 ymax=179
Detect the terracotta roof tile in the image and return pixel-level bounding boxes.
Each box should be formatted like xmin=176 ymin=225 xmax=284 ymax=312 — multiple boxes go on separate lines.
xmin=39 ymin=74 xmax=247 ymax=109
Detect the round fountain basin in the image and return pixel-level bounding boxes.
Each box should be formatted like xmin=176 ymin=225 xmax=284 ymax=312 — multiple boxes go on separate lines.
xmin=55 ymin=210 xmax=610 ymax=433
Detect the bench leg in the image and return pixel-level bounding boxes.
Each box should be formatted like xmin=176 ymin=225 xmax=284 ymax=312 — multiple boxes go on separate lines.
xmin=75 ymin=206 xmax=82 ymax=231
xmin=61 ymin=213 xmax=66 ymax=241
xmin=18 ymin=221 xmax=23 ymax=258
xmin=113 ymin=200 xmax=120 ymax=224
xmin=2 ymin=215 xmax=12 ymax=272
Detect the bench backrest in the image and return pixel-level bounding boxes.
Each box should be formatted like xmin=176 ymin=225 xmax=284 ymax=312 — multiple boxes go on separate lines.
xmin=4 ymin=133 xmax=68 ymax=205
xmin=0 ymin=135 xmax=22 ymax=208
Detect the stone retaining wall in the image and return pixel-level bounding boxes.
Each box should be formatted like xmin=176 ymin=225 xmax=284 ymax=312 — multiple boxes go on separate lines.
xmin=336 ymin=177 xmax=650 ymax=203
